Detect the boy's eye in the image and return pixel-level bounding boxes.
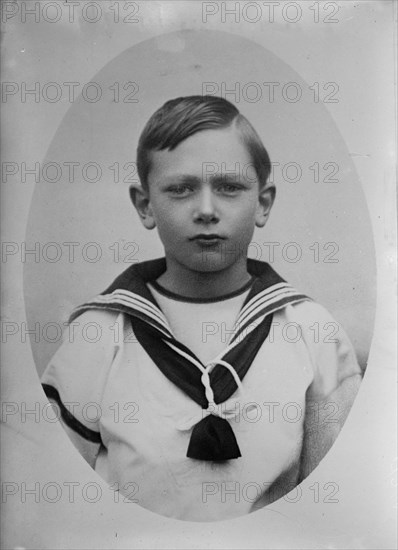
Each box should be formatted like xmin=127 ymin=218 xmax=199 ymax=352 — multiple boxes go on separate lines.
xmin=164 ymin=182 xmax=245 ymax=196
xmin=166 ymin=185 xmax=192 ymax=196
xmin=218 ymin=183 xmax=243 ymax=194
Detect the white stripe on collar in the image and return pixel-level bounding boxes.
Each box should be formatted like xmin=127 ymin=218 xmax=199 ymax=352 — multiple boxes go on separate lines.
xmin=71 ymin=283 xmax=308 ymax=354
xmin=71 ymin=289 xmax=173 ymax=338
xmin=235 ymin=284 xmax=298 ymax=330
xmin=236 ymin=283 xmax=297 ymax=327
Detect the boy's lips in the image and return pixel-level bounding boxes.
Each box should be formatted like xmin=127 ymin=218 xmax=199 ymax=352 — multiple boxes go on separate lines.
xmin=189 ymin=234 xmax=225 ymax=241
xmin=189 ymin=234 xmax=226 ymax=246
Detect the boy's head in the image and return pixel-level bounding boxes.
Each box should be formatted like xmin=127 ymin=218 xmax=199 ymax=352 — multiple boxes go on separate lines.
xmin=136 ymin=95 xmax=272 ymax=193
xmin=131 ymin=95 xmax=275 ymax=278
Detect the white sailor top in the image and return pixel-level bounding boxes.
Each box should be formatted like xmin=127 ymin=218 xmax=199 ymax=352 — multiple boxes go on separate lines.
xmin=41 ymin=258 xmax=362 ymax=522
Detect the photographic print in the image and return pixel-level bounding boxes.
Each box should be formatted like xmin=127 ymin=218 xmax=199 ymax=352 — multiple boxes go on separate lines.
xmin=1 ymin=1 xmax=396 ymax=548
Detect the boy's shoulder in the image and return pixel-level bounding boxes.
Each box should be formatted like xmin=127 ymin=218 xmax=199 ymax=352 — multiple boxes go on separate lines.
xmin=280 ymin=298 xmax=340 ymax=327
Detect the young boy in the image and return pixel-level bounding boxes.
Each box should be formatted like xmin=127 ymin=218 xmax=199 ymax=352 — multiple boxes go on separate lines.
xmin=41 ymin=95 xmax=362 ymax=521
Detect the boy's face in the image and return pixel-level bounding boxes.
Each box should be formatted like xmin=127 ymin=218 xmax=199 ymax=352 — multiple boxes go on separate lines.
xmin=134 ymin=126 xmax=274 ymax=275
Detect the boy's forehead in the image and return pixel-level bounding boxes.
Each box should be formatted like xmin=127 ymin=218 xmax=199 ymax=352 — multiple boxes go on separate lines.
xmin=148 ymin=127 xmax=253 ymax=181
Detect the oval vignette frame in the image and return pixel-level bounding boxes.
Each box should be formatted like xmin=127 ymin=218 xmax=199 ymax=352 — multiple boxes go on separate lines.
xmin=23 ymin=29 xmax=376 ymax=522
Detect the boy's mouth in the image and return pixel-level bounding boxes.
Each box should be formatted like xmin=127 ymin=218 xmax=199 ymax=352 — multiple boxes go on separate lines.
xmin=190 ymin=233 xmax=225 ymax=240
xmin=189 ymin=234 xmax=225 ymax=246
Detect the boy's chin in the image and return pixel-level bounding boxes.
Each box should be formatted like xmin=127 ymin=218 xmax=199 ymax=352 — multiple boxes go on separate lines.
xmin=186 ymin=254 xmax=243 ymax=274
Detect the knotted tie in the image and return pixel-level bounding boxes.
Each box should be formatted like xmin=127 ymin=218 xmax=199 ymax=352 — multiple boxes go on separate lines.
xmin=131 ymin=315 xmax=274 ymax=461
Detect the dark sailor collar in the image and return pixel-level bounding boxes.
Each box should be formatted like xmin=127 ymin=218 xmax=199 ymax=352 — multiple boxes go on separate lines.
xmin=66 ymin=257 xmax=311 ymax=461
xmin=70 ymin=257 xmax=309 ymax=347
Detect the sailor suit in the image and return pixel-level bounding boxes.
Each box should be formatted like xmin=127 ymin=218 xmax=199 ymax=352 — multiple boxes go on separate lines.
xmin=42 ymin=258 xmax=362 ymax=521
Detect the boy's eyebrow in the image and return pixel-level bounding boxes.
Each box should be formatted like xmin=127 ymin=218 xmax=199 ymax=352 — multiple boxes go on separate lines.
xmin=161 ymin=173 xmax=253 ymax=185
xmin=208 ymin=174 xmax=250 ymax=184
xmin=162 ymin=175 xmax=201 ymax=185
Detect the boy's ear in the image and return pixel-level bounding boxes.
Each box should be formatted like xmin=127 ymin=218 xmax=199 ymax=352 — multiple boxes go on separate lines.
xmin=255 ymin=184 xmax=276 ymax=228
xmin=129 ymin=184 xmax=156 ymax=230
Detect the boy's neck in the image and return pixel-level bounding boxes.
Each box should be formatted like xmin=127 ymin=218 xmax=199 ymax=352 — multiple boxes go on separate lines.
xmin=156 ymin=258 xmax=252 ymax=299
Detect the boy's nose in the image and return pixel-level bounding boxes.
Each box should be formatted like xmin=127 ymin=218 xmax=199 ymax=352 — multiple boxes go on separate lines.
xmin=193 ymin=188 xmax=219 ymax=223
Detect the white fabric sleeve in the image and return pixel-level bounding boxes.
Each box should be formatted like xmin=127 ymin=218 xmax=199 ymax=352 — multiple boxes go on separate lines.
xmin=41 ymin=309 xmax=122 ymax=465
xmin=289 ymin=301 xmax=363 ymax=481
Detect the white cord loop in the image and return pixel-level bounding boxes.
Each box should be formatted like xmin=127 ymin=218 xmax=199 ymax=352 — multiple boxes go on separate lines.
xmin=177 ymin=359 xmax=251 ymax=431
